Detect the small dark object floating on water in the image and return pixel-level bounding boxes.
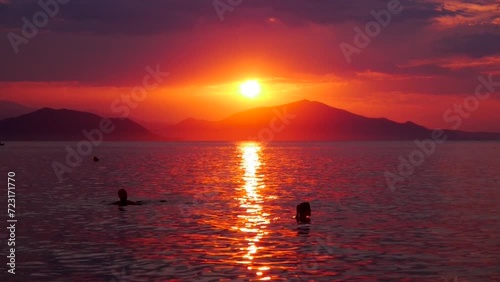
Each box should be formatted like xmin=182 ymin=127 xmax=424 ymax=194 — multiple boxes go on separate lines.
xmin=295 ymin=202 xmax=311 ymax=224
xmin=0 ymin=142 xmax=5 ymax=146
xmin=93 ymin=156 xmax=99 ymax=162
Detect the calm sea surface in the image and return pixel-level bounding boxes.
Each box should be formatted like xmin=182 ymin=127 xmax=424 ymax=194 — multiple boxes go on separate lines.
xmin=0 ymin=141 xmax=499 ymax=281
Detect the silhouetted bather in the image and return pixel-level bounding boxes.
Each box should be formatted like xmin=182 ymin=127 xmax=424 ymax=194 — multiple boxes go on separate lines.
xmin=111 ymin=189 xmax=141 ymax=206
xmin=93 ymin=156 xmax=99 ymax=162
xmin=295 ymin=202 xmax=311 ymax=224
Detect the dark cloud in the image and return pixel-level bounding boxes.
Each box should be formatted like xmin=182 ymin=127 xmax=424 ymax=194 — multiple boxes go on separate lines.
xmin=259 ymin=0 xmax=452 ymax=26
xmin=0 ymin=0 xmax=214 ymax=34
xmin=434 ymin=33 xmax=500 ymax=58
xmin=0 ymin=0 xmax=453 ymax=35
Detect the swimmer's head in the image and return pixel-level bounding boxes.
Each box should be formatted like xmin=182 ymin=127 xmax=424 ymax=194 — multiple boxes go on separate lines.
xmin=118 ymin=189 xmax=128 ymax=201
xmin=296 ymin=202 xmax=311 ymax=223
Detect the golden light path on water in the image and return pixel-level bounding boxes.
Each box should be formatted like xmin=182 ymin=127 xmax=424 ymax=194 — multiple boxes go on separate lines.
xmin=234 ymin=143 xmax=271 ymax=280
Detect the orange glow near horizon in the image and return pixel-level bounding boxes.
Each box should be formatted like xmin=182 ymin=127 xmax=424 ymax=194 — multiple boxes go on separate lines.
xmin=1 ymin=76 xmax=500 ymax=133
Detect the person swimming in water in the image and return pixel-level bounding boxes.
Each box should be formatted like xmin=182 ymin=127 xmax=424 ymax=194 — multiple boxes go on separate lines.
xmin=295 ymin=202 xmax=311 ymax=224
xmin=111 ymin=189 xmax=141 ymax=206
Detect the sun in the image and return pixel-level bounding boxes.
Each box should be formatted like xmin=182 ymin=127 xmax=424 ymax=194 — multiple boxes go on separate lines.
xmin=240 ymin=80 xmax=261 ymax=98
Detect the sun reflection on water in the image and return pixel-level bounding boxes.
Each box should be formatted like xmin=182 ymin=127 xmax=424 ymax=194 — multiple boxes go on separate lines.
xmin=234 ymin=142 xmax=271 ymax=280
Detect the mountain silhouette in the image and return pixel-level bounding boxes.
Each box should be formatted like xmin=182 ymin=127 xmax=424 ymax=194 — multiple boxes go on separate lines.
xmin=1 ymin=100 xmax=499 ymax=141
xmin=0 ymin=100 xmax=37 ymax=121
xmin=0 ymin=108 xmax=161 ymax=141
xmin=166 ymin=100 xmax=500 ymax=141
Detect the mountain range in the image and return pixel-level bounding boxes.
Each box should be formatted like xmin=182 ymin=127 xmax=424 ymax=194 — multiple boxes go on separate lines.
xmin=0 ymin=100 xmax=499 ymax=141
xmin=0 ymin=107 xmax=161 ymax=141
xmin=0 ymin=100 xmax=36 ymax=121
xmin=164 ymin=100 xmax=500 ymax=141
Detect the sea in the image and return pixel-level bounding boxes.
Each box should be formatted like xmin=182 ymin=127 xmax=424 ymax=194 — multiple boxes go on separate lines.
xmin=0 ymin=141 xmax=499 ymax=281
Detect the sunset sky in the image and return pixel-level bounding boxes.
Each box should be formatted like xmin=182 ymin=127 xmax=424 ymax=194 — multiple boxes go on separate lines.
xmin=1 ymin=0 xmax=499 ymax=132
